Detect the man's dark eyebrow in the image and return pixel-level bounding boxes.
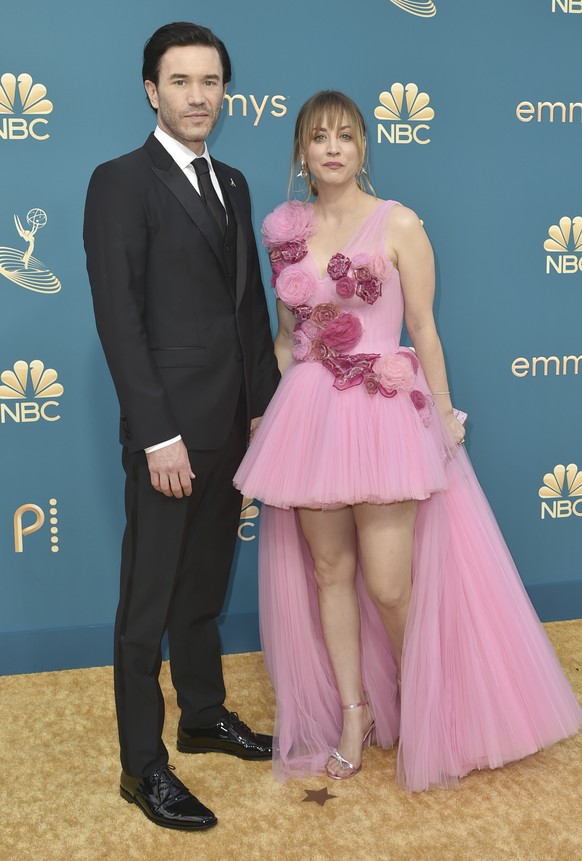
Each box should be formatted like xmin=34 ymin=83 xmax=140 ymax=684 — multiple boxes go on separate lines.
xmin=168 ymin=72 xmax=221 ymax=80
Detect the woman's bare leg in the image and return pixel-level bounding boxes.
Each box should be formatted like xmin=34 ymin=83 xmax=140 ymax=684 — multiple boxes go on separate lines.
xmin=298 ymin=506 xmax=373 ymax=776
xmin=353 ymin=500 xmax=418 ymax=669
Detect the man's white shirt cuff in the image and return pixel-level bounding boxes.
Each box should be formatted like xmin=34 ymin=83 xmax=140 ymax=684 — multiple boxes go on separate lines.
xmin=144 ymin=435 xmax=182 ymax=454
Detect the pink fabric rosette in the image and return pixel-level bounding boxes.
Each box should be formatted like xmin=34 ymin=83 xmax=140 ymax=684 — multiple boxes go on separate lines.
xmin=310 ymin=303 xmax=341 ymax=327
xmin=335 ymin=276 xmax=356 ymax=299
xmin=276 ymin=267 xmax=316 ymax=307
xmin=311 ymin=339 xmax=330 ymax=362
xmin=374 ymin=353 xmax=416 ymax=392
xmin=292 ymin=304 xmax=313 ymax=322
xmin=351 ymin=253 xmax=372 ymax=283
xmin=321 ymin=312 xmax=363 ymax=352
xmin=355 ymin=277 xmax=382 ymax=304
xmin=327 ymin=253 xmax=351 ymax=280
xmin=262 ymin=201 xmax=316 ymax=248
xmin=363 ymin=374 xmax=380 ymax=394
xmin=280 ymin=239 xmax=308 ymax=264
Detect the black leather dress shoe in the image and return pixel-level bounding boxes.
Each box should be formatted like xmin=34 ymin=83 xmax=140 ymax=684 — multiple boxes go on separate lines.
xmin=177 ymin=711 xmax=273 ymax=760
xmin=120 ymin=766 xmax=217 ymax=831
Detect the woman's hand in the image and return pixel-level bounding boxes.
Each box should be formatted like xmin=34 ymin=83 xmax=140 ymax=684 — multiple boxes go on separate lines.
xmin=445 ymin=412 xmax=466 ymax=446
xmin=249 ymin=416 xmax=262 ymax=442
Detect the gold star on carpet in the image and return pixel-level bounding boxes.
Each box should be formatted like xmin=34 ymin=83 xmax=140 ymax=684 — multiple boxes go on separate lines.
xmin=302 ymin=787 xmax=337 ymax=806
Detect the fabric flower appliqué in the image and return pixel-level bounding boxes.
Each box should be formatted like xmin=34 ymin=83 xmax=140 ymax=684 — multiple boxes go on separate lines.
xmin=262 ymin=203 xmax=392 ymax=306
xmin=327 ymin=253 xmax=351 ymax=280
xmin=291 ymin=303 xmax=363 ymax=363
xmin=276 ymin=267 xmax=316 ymax=307
xmin=326 ymin=251 xmax=388 ymax=306
xmin=270 ymin=239 xmax=308 ymax=269
xmin=294 ymin=339 xmax=432 ymax=427
xmin=262 ymin=201 xmax=316 ymax=248
xmin=373 ymin=354 xmax=415 ymax=393
xmin=261 ymin=202 xmax=428 ymax=425
xmin=321 ymin=314 xmax=363 ymax=352
xmin=263 ymin=202 xmax=317 ymax=294
xmin=310 ymin=303 xmax=341 ymax=327
xmin=335 ymin=276 xmax=356 ymax=299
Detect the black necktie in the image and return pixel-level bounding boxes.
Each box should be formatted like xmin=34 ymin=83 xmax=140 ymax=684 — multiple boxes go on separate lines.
xmin=192 ymin=157 xmax=226 ymax=236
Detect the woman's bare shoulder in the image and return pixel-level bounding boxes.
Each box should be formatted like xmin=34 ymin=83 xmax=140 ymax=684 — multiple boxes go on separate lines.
xmin=387 ymin=202 xmax=423 ymax=234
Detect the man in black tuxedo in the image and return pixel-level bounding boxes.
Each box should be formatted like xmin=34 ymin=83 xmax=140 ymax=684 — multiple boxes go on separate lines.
xmin=84 ymin=22 xmax=279 ymax=831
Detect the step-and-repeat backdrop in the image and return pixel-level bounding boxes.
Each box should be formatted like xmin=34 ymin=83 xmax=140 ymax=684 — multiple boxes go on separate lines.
xmin=1 ymin=1 xmax=580 ymax=673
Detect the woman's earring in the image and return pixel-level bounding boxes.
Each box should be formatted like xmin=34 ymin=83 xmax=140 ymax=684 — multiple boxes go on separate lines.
xmin=297 ymin=159 xmax=309 ymax=180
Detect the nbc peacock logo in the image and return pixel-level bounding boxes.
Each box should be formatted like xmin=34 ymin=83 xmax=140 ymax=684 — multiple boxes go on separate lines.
xmin=238 ymin=496 xmax=260 ymax=541
xmin=0 ymin=360 xmax=63 ymax=424
xmin=539 ymin=463 xmax=582 ymax=519
xmin=544 ymin=216 xmax=582 ymax=275
xmin=388 ymin=0 xmax=437 ymax=16
xmin=0 ymin=73 xmax=53 ymax=140
xmin=375 ymin=83 xmax=434 ymax=145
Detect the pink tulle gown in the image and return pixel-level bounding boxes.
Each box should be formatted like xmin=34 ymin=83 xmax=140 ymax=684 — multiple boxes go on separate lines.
xmin=233 ymin=199 xmax=582 ymax=791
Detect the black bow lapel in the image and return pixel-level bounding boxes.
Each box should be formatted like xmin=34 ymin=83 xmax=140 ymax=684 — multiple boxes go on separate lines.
xmin=214 ymin=163 xmax=248 ymax=308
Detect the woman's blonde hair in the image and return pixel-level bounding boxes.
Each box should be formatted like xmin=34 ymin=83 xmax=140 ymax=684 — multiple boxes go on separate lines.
xmin=290 ymin=90 xmax=374 ymax=199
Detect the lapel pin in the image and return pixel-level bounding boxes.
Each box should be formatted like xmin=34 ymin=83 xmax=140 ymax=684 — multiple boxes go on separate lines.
xmin=230 ymin=178 xmax=236 ymax=187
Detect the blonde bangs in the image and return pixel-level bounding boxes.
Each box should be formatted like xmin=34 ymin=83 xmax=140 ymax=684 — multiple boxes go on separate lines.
xmin=296 ymin=92 xmax=366 ymax=161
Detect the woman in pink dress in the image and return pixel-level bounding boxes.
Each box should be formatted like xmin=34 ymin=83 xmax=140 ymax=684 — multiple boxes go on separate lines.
xmin=234 ymin=91 xmax=582 ymax=791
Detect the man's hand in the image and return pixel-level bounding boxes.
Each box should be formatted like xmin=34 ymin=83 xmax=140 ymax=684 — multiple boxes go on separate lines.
xmin=146 ymin=439 xmax=195 ymax=498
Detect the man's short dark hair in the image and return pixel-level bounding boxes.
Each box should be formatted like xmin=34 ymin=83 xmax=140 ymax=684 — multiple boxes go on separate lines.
xmin=142 ymin=21 xmax=232 ymax=86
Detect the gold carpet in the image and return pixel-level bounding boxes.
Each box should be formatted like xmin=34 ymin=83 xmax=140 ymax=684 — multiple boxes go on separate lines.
xmin=1 ymin=620 xmax=581 ymax=861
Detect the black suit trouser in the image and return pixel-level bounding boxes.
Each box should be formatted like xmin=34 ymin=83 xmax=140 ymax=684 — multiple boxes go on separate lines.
xmin=114 ymin=397 xmax=247 ymax=777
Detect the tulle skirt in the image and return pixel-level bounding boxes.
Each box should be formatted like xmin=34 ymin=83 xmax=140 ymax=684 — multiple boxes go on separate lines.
xmin=234 ymin=358 xmax=449 ymax=509
xmin=257 ymin=447 xmax=582 ymax=791
xmin=234 ymin=359 xmax=582 ymax=791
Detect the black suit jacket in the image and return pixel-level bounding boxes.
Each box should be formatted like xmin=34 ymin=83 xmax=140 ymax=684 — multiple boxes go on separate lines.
xmin=84 ymin=133 xmax=279 ymax=453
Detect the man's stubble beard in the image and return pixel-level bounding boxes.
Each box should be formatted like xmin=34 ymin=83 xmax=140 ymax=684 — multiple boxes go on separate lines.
xmin=158 ymin=104 xmax=221 ymax=146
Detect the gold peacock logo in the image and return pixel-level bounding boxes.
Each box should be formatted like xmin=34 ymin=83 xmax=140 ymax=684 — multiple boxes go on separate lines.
xmin=375 ymin=83 xmax=435 ymax=123
xmin=0 ymin=73 xmax=53 ymax=140
xmin=0 ymin=73 xmax=53 ymax=115
xmin=539 ymin=464 xmax=582 ymax=499
xmin=375 ymin=83 xmax=434 ymax=145
xmin=0 ymin=360 xmax=64 ymax=400
xmin=539 ymin=464 xmax=582 ymax=519
xmin=544 ymin=216 xmax=582 ymax=275
xmin=544 ymin=217 xmax=582 ymax=253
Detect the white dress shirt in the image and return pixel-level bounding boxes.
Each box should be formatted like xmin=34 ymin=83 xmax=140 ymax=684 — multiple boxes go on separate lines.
xmin=145 ymin=126 xmax=227 ymax=454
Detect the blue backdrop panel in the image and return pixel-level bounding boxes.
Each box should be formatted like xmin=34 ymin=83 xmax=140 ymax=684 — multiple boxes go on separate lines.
xmin=1 ymin=0 xmax=580 ymax=674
